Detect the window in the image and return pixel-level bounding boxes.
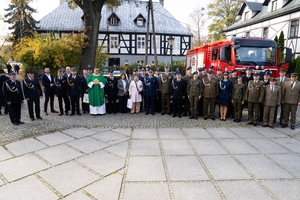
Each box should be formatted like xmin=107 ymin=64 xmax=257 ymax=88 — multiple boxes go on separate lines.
xmin=290 ymin=20 xmax=299 ymax=38
xmin=244 ymin=11 xmax=249 ymax=20
xmin=110 ymin=17 xmax=118 ymax=25
xmin=263 ymin=27 xmax=269 ymax=38
xmin=271 ymin=0 xmax=277 ymax=11
xmin=137 ymin=36 xmax=145 ymax=49
xmin=246 ymin=31 xmax=250 ymax=37
xmin=174 ymin=37 xmax=180 ymax=50
xmin=212 ymin=49 xmax=218 ymax=60
xmin=137 ymin=18 xmax=144 ymax=26
xmin=110 ymin=36 xmax=118 ymax=49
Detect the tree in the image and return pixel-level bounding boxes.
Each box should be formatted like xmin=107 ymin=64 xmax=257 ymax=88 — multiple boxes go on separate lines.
xmin=207 ymin=0 xmax=243 ymax=41
xmin=188 ymin=6 xmax=209 ymax=47
xmin=4 ymin=0 xmax=38 ymax=46
xmin=65 ymin=0 xmax=120 ymax=73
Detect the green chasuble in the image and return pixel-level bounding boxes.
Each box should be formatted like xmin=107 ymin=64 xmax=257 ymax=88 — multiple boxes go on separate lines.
xmin=87 ymin=73 xmax=106 ymax=106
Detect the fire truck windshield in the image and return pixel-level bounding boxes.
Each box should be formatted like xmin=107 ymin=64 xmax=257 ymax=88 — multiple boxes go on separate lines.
xmin=235 ymin=46 xmax=276 ymax=66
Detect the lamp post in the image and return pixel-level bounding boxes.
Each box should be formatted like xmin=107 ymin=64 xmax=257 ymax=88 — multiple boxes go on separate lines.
xmin=167 ymin=36 xmax=175 ymax=72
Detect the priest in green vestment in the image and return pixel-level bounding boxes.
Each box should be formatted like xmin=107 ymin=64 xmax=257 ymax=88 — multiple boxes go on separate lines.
xmin=87 ymin=68 xmax=106 ymax=114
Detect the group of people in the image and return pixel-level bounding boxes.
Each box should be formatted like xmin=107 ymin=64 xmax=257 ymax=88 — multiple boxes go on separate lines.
xmin=0 ymin=64 xmax=299 ymax=130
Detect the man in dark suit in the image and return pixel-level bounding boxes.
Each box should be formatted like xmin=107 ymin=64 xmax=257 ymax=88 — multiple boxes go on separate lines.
xmin=23 ymin=70 xmax=43 ymax=121
xmin=171 ymin=69 xmax=186 ymax=118
xmin=105 ymin=70 xmax=118 ymax=114
xmin=81 ymin=69 xmax=89 ymax=114
xmin=54 ymin=69 xmax=70 ymax=116
xmin=143 ymin=69 xmax=159 ymax=115
xmin=3 ymin=72 xmax=24 ymax=125
xmin=68 ymin=68 xmax=82 ymax=116
xmin=42 ymin=68 xmax=57 ymax=115
xmin=281 ymin=73 xmax=300 ymax=130
xmin=0 ymin=69 xmax=9 ymax=115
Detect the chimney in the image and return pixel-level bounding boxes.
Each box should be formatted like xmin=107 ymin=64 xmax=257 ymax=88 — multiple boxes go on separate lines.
xmin=159 ymin=0 xmax=164 ymax=6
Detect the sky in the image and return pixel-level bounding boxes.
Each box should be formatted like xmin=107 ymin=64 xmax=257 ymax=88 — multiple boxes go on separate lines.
xmin=0 ymin=0 xmax=210 ymax=42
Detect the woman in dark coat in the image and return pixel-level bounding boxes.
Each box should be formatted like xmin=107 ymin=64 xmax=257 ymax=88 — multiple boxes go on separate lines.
xmin=218 ymin=72 xmax=232 ymax=121
xmin=117 ymin=73 xmax=129 ymax=113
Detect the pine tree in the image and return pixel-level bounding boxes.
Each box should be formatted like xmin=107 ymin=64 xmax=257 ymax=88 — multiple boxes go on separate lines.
xmin=4 ymin=0 xmax=38 ymax=45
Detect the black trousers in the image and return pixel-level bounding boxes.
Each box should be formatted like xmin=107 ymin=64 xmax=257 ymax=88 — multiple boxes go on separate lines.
xmin=146 ymin=95 xmax=155 ymax=113
xmin=118 ymin=95 xmax=128 ymax=113
xmin=70 ymin=95 xmax=80 ymax=114
xmin=173 ymin=98 xmax=183 ymax=116
xmin=58 ymin=95 xmax=70 ymax=114
xmin=44 ymin=92 xmax=55 ymax=112
xmin=81 ymin=94 xmax=89 ymax=113
xmin=155 ymin=92 xmax=162 ymax=113
xmin=8 ymin=102 xmax=21 ymax=123
xmin=0 ymin=96 xmax=8 ymax=114
xmin=27 ymin=98 xmax=41 ymax=118
xmin=107 ymin=95 xmax=117 ymax=113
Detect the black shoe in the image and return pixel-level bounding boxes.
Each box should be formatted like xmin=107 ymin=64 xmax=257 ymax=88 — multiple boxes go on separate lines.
xmin=83 ymin=111 xmax=86 ymax=114
xmin=253 ymin=123 xmax=257 ymax=126
xmin=59 ymin=113 xmax=63 ymax=116
xmin=194 ymin=115 xmax=198 ymax=120
xmin=13 ymin=122 xmax=19 ymax=125
xmin=211 ymin=117 xmax=215 ymax=120
xmin=269 ymin=125 xmax=274 ymax=129
xmin=36 ymin=117 xmax=43 ymax=120
xmin=167 ymin=112 xmax=171 ymax=115
xmin=189 ymin=115 xmax=194 ymax=119
xmin=18 ymin=121 xmax=24 ymax=124
xmin=236 ymin=119 xmax=241 ymax=123
xmin=145 ymin=112 xmax=149 ymax=115
xmin=70 ymin=113 xmax=75 ymax=116
xmin=291 ymin=125 xmax=295 ymax=130
xmin=51 ymin=110 xmax=58 ymax=113
xmin=263 ymin=124 xmax=268 ymax=127
xmin=44 ymin=112 xmax=48 ymax=116
xmin=161 ymin=112 xmax=166 ymax=115
xmin=178 ymin=114 xmax=182 ymax=118
xmin=247 ymin=122 xmax=253 ymax=125
xmin=77 ymin=113 xmax=82 ymax=116
xmin=233 ymin=118 xmax=237 ymax=122
xmin=172 ymin=114 xmax=176 ymax=117
xmin=182 ymin=112 xmax=187 ymax=117
xmin=204 ymin=117 xmax=208 ymax=120
xmin=30 ymin=118 xmax=35 ymax=121
xmin=281 ymin=124 xmax=287 ymax=128
xmin=151 ymin=112 xmax=155 ymax=115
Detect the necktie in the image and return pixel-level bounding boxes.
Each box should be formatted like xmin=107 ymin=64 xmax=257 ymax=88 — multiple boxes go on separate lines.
xmin=291 ymin=82 xmax=294 ymax=89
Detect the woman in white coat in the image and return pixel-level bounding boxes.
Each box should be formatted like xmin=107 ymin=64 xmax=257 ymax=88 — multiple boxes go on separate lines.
xmin=129 ymin=74 xmax=143 ymax=114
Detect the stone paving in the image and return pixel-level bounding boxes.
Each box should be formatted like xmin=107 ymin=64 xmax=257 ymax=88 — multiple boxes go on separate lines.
xmin=0 ymin=126 xmax=299 ymax=199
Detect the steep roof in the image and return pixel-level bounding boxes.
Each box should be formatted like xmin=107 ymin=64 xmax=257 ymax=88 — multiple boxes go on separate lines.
xmin=225 ymin=0 xmax=299 ymax=32
xmin=238 ymin=1 xmax=263 ymax=16
xmin=37 ymin=1 xmax=192 ymax=36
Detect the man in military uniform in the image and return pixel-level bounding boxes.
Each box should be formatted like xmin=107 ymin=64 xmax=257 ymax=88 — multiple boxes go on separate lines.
xmin=143 ymin=69 xmax=158 ymax=115
xmin=183 ymin=66 xmax=193 ymax=116
xmin=202 ymin=71 xmax=218 ymax=120
xmin=23 ymin=70 xmax=43 ymax=121
xmin=105 ymin=70 xmax=118 ymax=114
xmin=54 ymin=69 xmax=70 ymax=116
xmin=171 ymin=69 xmax=186 ymax=118
xmin=0 ymin=69 xmax=9 ymax=115
xmin=242 ymin=67 xmax=253 ymax=85
xmin=160 ymin=65 xmax=173 ymax=115
xmin=67 ymin=68 xmax=82 ymax=116
xmin=42 ymin=68 xmax=57 ymax=115
xmin=263 ymin=78 xmax=281 ymax=128
xmin=81 ymin=69 xmax=89 ymax=114
xmin=275 ymin=68 xmax=290 ymax=124
xmin=215 ymin=68 xmax=223 ymax=82
xmin=259 ymin=71 xmax=271 ymax=122
xmin=244 ymin=72 xmax=264 ymax=126
xmin=187 ymin=71 xmax=202 ymax=119
xmin=281 ymin=73 xmax=300 ymax=130
xmin=197 ymin=67 xmax=206 ymax=116
xmin=3 ymin=72 xmax=24 ymax=125
xmin=228 ymin=69 xmax=237 ymax=118
xmin=231 ymin=76 xmax=245 ymax=122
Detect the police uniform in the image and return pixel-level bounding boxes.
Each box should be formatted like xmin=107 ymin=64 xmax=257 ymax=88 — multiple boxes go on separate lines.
xmin=202 ymin=72 xmax=219 ymax=120
xmin=3 ymin=73 xmax=24 ymax=125
xmin=105 ymin=71 xmax=118 ymax=114
xmin=187 ymin=72 xmax=202 ymax=119
xmin=67 ymin=69 xmax=82 ymax=116
xmin=143 ymin=70 xmax=158 ymax=115
xmin=54 ymin=72 xmax=70 ymax=115
xmin=155 ymin=68 xmax=162 ymax=113
xmin=23 ymin=71 xmax=43 ymax=120
xmin=231 ymin=79 xmax=245 ymax=122
xmin=183 ymin=67 xmax=193 ymax=116
xmin=171 ymin=72 xmax=186 ymax=118
xmin=160 ymin=66 xmax=173 ymax=115
xmin=244 ymin=74 xmax=264 ymax=125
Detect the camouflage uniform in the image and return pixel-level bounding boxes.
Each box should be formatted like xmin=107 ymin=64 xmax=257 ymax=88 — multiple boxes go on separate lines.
xmin=187 ymin=78 xmax=202 ymax=118
xmin=231 ymin=83 xmax=245 ymax=121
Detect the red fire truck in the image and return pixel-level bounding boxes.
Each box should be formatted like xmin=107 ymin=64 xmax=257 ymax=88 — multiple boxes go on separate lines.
xmin=185 ymin=36 xmax=292 ymax=77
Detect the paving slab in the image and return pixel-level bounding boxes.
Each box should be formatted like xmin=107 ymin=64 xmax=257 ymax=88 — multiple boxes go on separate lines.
xmin=67 ymin=137 xmax=109 ymax=154
xmin=89 ymin=128 xmax=110 ymax=133
xmin=245 ymin=138 xmax=291 ymax=154
xmin=0 ymin=176 xmax=58 ymax=200
xmin=38 ymin=162 xmax=100 ymax=196
xmin=261 ymin=180 xmax=300 ymax=200
xmin=190 ymin=139 xmax=227 ymax=155
xmin=123 ymin=183 xmax=170 ymax=200
xmin=272 ymin=138 xmax=300 ymax=153
xmin=159 ymin=128 xmax=185 ymax=139
xmin=62 ymin=128 xmax=97 ymax=139
xmin=113 ymin=128 xmax=132 ymax=137
xmin=0 ymin=146 xmax=12 ymax=161
xmin=35 ymin=144 xmax=83 ymax=165
xmin=0 ymin=154 xmax=49 ymax=182
xmin=36 ymin=132 xmax=75 ymax=146
xmin=0 ymin=178 xmax=4 ymax=186
xmin=202 ymin=155 xmax=251 ymax=180
xmin=182 ymin=128 xmax=212 ymax=138
xmin=5 ymin=138 xmax=47 ymax=156
xmin=83 ymin=174 xmax=123 ymax=199
xmin=235 ymin=154 xmax=293 ymax=179
xmin=166 ymin=156 xmax=209 ymax=181
xmin=252 ymin=127 xmax=288 ymax=138
xmin=267 ymin=154 xmax=300 ymax=177
xmin=218 ymin=180 xmax=273 ymax=200
xmin=132 ymin=128 xmax=157 ymax=139
xmin=207 ymin=128 xmax=239 ymax=139
xmin=172 ymin=182 xmax=221 ymax=200
xmin=275 ymin=127 xmax=299 ymax=137
xmin=104 ymin=141 xmax=129 ymax=158
xmin=130 ymin=140 xmax=160 ymax=156
xmin=92 ymin=130 xmax=128 ymax=142
xmin=77 ymin=150 xmax=125 ymax=176
xmin=126 ymin=156 xmax=166 ymax=181
xmin=161 ymin=140 xmax=194 ymax=155
xmin=218 ymin=139 xmax=260 ymax=154
xmin=64 ymin=191 xmax=92 ymax=200
xmin=229 ymin=127 xmax=263 ymax=138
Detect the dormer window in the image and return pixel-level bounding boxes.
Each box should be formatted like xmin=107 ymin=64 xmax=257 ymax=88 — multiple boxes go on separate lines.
xmin=245 ymin=11 xmax=249 ymax=20
xmin=108 ymin=13 xmax=120 ymax=26
xmin=134 ymin=14 xmax=146 ymax=27
xmin=271 ymin=0 xmax=277 ymax=11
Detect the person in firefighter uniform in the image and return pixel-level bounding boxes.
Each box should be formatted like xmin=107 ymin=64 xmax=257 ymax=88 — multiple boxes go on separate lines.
xmin=171 ymin=69 xmax=186 ymax=118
